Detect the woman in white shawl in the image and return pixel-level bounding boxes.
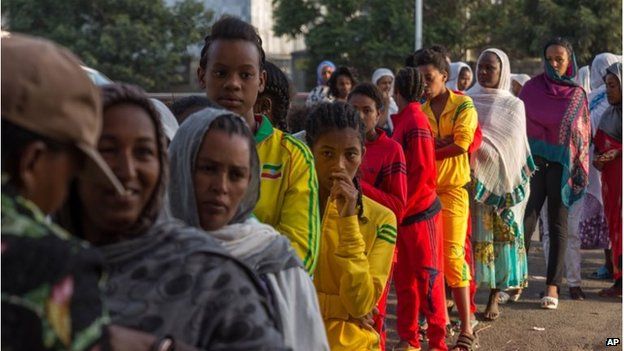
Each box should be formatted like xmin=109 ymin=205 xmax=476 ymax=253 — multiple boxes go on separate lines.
xmin=467 ymin=48 xmax=535 ymax=320
xmin=372 ymin=68 xmax=399 ymax=133
xmin=447 ymin=61 xmax=473 ymax=91
xmin=510 ymin=73 xmax=531 ymax=96
xmin=167 ymin=108 xmax=329 ymax=351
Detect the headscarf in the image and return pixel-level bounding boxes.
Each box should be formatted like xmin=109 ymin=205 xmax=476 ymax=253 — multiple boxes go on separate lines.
xmin=446 ymin=62 xmax=472 ymax=91
xmin=316 ymin=60 xmax=336 ymax=86
xmin=519 ymin=42 xmax=590 ymax=207
xmin=168 ymin=107 xmax=259 ymax=228
xmin=167 ymin=107 xmax=300 ymax=274
xmin=371 ymin=67 xmax=399 ymax=124
xmin=598 ymin=62 xmax=623 ymax=142
xmin=584 ymin=55 xmax=622 ymax=204
xmin=575 ymin=66 xmax=592 ymax=94
xmin=151 ymin=98 xmax=179 ymax=141
xmin=467 ymin=48 xmax=535 ymax=232
xmin=510 ymin=74 xmax=531 ymax=87
xmin=57 ymin=83 xmax=169 ymax=238
xmin=590 ymin=53 xmax=621 ymax=90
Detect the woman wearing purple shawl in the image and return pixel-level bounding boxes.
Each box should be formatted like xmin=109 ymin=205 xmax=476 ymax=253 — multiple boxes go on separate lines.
xmin=519 ymin=37 xmax=590 ymax=310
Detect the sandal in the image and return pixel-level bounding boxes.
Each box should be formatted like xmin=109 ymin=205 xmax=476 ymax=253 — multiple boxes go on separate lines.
xmin=540 ymin=296 xmax=558 ymax=309
xmin=497 ymin=291 xmax=510 ymax=304
xmin=569 ymin=287 xmax=586 ymax=300
xmin=598 ymin=286 xmax=622 ymax=298
xmin=451 ymin=332 xmax=476 ymax=351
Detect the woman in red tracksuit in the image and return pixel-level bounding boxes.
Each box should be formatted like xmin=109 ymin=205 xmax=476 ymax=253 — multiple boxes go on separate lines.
xmin=391 ymin=67 xmax=447 ymax=351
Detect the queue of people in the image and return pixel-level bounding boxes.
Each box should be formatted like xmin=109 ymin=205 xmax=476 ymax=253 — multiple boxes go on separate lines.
xmin=2 ymin=14 xmax=622 ymax=351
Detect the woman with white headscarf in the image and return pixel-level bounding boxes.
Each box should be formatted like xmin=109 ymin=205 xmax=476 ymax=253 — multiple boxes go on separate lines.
xmin=579 ymin=53 xmax=621 ymax=279
xmin=447 ymin=62 xmax=473 ymax=91
xmin=467 ymin=48 xmax=535 ymax=320
xmin=510 ymin=74 xmax=531 ymax=96
xmin=372 ymin=68 xmax=398 ymax=133
xmin=576 ymin=66 xmax=592 ymax=94
xmin=150 ymin=98 xmax=179 ymax=142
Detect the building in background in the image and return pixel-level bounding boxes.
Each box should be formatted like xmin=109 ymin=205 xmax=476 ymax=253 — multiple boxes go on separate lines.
xmin=167 ymin=0 xmax=307 ymax=92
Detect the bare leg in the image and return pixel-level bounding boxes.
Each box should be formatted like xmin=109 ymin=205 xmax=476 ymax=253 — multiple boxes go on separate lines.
xmin=484 ymin=289 xmax=500 ymax=320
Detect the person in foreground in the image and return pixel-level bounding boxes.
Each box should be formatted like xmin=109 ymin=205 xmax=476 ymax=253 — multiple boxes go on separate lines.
xmin=306 ymin=102 xmax=397 ymax=350
xmin=57 ymin=83 xmax=285 ymax=350
xmin=167 ymin=107 xmax=329 ymax=350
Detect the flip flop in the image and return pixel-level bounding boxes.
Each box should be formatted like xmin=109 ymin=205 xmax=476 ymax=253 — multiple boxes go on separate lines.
xmin=540 ymin=296 xmax=558 ymax=309
xmin=497 ymin=291 xmax=510 ymax=304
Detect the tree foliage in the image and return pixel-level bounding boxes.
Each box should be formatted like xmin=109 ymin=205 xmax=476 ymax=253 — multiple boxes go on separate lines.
xmin=2 ymin=0 xmax=212 ymax=90
xmin=274 ymin=0 xmax=621 ymax=88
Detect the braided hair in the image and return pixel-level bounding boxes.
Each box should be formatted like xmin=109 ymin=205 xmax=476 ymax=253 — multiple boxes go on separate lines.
xmin=257 ymin=61 xmax=291 ymax=131
xmin=305 ymin=102 xmax=367 ymax=222
xmin=199 ymin=16 xmax=265 ymax=70
xmin=348 ymin=82 xmax=384 ymax=110
xmin=394 ymin=67 xmax=425 ymax=102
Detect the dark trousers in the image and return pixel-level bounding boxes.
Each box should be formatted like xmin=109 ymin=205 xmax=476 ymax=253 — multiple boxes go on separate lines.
xmin=523 ymin=157 xmax=569 ymax=286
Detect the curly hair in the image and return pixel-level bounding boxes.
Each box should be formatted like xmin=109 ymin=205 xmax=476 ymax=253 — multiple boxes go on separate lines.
xmin=348 ymin=83 xmax=384 ymax=110
xmin=394 ymin=67 xmax=425 ymax=102
xmin=412 ymin=48 xmax=450 ymax=78
xmin=199 ymin=16 xmax=265 ymax=70
xmin=327 ymin=66 xmax=358 ymax=98
xmin=305 ymin=101 xmax=367 ymax=222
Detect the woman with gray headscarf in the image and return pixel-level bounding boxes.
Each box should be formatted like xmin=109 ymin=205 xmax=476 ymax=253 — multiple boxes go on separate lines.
xmin=167 ymin=107 xmax=329 ymax=351
xmin=58 ymin=83 xmax=285 ymax=350
xmin=594 ymin=62 xmax=622 ymax=298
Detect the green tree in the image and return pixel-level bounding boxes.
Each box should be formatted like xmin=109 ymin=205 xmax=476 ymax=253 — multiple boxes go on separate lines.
xmin=273 ymin=0 xmax=621 ymax=87
xmin=273 ymin=0 xmax=415 ymax=89
xmin=2 ymin=0 xmax=212 ymax=90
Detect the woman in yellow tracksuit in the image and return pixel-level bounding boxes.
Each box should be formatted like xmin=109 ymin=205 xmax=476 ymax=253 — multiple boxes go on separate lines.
xmin=305 ymin=102 xmax=397 ymax=350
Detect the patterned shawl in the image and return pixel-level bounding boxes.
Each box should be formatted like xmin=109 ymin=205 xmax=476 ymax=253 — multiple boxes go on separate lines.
xmin=467 ymin=48 xmax=535 ymax=233
xmin=519 ymin=45 xmax=590 ymax=207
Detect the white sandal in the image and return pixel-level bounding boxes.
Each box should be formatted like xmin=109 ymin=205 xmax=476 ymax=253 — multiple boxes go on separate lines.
xmin=540 ymin=296 xmax=558 ymax=309
xmin=497 ymin=291 xmax=510 ymax=304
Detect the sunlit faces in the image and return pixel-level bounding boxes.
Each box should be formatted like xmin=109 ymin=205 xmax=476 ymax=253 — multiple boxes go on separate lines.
xmin=193 ymin=129 xmax=251 ymax=231
xmin=376 ymin=76 xmax=394 ymax=94
xmin=457 ymin=68 xmax=473 ymax=91
xmin=197 ymin=40 xmax=266 ymax=123
xmin=605 ymin=73 xmax=622 ymax=105
xmin=79 ymin=103 xmax=160 ymax=233
xmin=545 ymin=44 xmax=570 ymax=77
xmin=348 ymin=93 xmax=380 ymax=138
xmin=477 ymin=52 xmax=502 ymax=89
xmin=417 ymin=64 xmax=447 ymax=99
xmin=311 ymin=128 xmax=364 ymax=195
xmin=336 ymin=75 xmax=354 ymax=100
xmin=321 ymin=66 xmax=334 ymax=84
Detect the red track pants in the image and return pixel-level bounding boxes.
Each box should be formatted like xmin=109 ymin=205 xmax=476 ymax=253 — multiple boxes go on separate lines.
xmin=395 ymin=213 xmax=447 ymax=350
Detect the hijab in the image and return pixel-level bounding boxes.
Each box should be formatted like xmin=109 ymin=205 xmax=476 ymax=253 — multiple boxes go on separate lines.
xmin=588 ymin=53 xmax=621 ymax=123
xmin=467 ymin=49 xmax=535 ymax=223
xmin=598 ymin=62 xmax=622 ymax=142
xmin=372 ymin=67 xmax=399 ymax=123
xmin=316 ymin=60 xmax=336 ymax=86
xmin=446 ymin=62 xmax=472 ymax=91
xmin=519 ymin=42 xmax=590 ymax=206
xmin=590 ymin=53 xmax=621 ymax=90
xmin=167 ymin=107 xmax=300 ymax=274
xmin=510 ymin=73 xmax=531 ymax=87
xmin=151 ymin=98 xmax=179 ymax=141
xmin=57 ymin=83 xmax=169 ymax=239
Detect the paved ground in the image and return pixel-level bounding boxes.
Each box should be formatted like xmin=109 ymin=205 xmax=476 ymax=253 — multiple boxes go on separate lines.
xmin=384 ymin=235 xmax=623 ymax=351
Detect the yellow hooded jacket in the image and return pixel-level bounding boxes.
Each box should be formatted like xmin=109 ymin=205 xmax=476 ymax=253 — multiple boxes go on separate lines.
xmin=314 ymin=195 xmax=397 ymax=350
xmin=253 ymin=116 xmax=321 ymax=274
